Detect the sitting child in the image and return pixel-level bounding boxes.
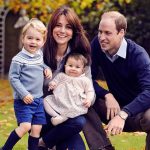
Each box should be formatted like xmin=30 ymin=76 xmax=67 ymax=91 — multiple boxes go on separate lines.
xmin=44 ymin=53 xmax=95 ymax=126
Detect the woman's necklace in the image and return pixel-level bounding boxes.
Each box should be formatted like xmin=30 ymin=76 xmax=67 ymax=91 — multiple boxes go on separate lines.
xmin=56 ymin=55 xmax=63 ymax=62
xmin=56 ymin=46 xmax=67 ymax=62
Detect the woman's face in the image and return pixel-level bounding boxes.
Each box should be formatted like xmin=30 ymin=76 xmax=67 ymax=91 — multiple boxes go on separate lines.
xmin=53 ymin=15 xmax=73 ymax=47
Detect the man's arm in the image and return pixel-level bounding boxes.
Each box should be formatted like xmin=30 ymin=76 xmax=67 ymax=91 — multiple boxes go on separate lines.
xmin=91 ymin=36 xmax=120 ymax=119
xmin=123 ymin=49 xmax=150 ymax=116
xmin=105 ymin=46 xmax=150 ymax=136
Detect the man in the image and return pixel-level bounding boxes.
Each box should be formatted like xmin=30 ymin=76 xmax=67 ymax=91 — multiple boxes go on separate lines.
xmin=83 ymin=11 xmax=150 ymax=150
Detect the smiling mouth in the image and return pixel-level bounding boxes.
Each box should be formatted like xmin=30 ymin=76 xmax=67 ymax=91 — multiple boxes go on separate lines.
xmin=57 ymin=34 xmax=67 ymax=38
xmin=29 ymin=45 xmax=36 ymax=48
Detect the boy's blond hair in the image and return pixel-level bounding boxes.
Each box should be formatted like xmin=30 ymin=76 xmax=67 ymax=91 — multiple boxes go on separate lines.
xmin=21 ymin=18 xmax=47 ymax=41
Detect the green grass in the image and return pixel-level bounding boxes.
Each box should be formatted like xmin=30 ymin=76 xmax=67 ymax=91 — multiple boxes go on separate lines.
xmin=109 ymin=133 xmax=145 ymax=150
xmin=0 ymin=79 xmax=146 ymax=150
xmin=0 ymin=100 xmax=28 ymax=150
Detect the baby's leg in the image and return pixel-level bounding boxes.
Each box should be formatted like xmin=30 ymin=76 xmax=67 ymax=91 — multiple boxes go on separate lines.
xmin=28 ymin=125 xmax=42 ymax=150
xmin=51 ymin=115 xmax=68 ymax=126
xmin=44 ymin=95 xmax=59 ymax=117
xmin=44 ymin=95 xmax=68 ymax=125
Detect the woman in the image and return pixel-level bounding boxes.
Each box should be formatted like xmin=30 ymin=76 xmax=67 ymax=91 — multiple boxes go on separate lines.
xmin=38 ymin=5 xmax=92 ymax=150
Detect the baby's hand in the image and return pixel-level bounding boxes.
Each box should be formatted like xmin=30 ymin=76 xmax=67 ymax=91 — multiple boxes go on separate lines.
xmin=23 ymin=94 xmax=33 ymax=104
xmin=44 ymin=68 xmax=52 ymax=79
xmin=48 ymin=81 xmax=57 ymax=91
xmin=83 ymin=99 xmax=91 ymax=108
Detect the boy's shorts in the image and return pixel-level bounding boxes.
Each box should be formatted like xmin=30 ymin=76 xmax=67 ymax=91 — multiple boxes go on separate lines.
xmin=14 ymin=97 xmax=46 ymax=125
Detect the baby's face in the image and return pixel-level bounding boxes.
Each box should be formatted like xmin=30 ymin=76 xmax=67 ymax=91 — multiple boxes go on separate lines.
xmin=65 ymin=57 xmax=84 ymax=77
xmin=22 ymin=26 xmax=44 ymax=54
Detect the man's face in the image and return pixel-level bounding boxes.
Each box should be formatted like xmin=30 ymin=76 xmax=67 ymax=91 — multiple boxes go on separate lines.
xmin=98 ymin=17 xmax=124 ymax=55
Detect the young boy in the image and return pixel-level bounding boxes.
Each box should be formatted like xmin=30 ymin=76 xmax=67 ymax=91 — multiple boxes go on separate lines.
xmin=0 ymin=18 xmax=52 ymax=150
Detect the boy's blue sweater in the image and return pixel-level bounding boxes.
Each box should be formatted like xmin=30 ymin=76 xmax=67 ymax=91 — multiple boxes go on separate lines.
xmin=9 ymin=50 xmax=47 ymax=100
xmin=91 ymin=36 xmax=150 ymax=116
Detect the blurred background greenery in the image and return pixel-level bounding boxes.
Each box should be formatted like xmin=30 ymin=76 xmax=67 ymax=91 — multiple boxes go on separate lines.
xmin=1 ymin=0 xmax=150 ymax=54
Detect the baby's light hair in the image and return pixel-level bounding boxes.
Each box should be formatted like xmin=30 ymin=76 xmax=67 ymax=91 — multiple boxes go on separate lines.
xmin=21 ymin=18 xmax=47 ymax=41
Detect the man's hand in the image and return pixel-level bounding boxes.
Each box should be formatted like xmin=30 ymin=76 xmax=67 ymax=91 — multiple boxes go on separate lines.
xmin=105 ymin=93 xmax=120 ymax=120
xmin=23 ymin=94 xmax=33 ymax=104
xmin=105 ymin=115 xmax=125 ymax=135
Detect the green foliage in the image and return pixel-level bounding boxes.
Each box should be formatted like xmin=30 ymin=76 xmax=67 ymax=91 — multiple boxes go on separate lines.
xmin=1 ymin=0 xmax=132 ymax=38
xmin=69 ymin=0 xmax=133 ymax=40
xmin=2 ymin=0 xmax=68 ymax=23
xmin=2 ymin=0 xmax=150 ymax=53
xmin=70 ymin=0 xmax=150 ymax=54
xmin=122 ymin=0 xmax=150 ymax=54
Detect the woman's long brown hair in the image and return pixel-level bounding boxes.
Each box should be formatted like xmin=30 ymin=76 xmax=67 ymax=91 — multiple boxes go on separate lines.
xmin=43 ymin=5 xmax=91 ymax=70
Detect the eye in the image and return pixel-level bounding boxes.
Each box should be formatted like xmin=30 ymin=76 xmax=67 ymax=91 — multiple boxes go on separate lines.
xmin=76 ymin=66 xmax=81 ymax=69
xmin=105 ymin=31 xmax=112 ymax=35
xmin=27 ymin=36 xmax=32 ymax=39
xmin=66 ymin=24 xmax=72 ymax=29
xmin=55 ymin=23 xmax=62 ymax=27
xmin=36 ymin=38 xmax=40 ymax=41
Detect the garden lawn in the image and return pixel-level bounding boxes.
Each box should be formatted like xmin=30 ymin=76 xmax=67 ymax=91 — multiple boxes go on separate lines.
xmin=0 ymin=79 xmax=146 ymax=150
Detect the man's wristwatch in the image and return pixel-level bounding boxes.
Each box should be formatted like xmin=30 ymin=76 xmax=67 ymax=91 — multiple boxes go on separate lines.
xmin=118 ymin=111 xmax=128 ymax=120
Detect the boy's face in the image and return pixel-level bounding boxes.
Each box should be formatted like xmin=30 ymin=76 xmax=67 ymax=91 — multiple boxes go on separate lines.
xmin=22 ymin=26 xmax=45 ymax=54
xmin=65 ymin=57 xmax=84 ymax=77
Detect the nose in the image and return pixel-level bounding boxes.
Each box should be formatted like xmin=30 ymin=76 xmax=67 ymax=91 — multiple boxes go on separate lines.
xmin=71 ymin=67 xmax=76 ymax=71
xmin=98 ymin=32 xmax=105 ymax=41
xmin=30 ymin=39 xmax=36 ymax=43
xmin=60 ymin=26 xmax=66 ymax=33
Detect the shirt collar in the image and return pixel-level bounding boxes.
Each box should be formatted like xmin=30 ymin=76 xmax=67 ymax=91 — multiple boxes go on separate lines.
xmin=117 ymin=38 xmax=127 ymax=59
xmin=61 ymin=46 xmax=71 ymax=60
xmin=105 ymin=38 xmax=127 ymax=62
xmin=22 ymin=47 xmax=41 ymax=57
